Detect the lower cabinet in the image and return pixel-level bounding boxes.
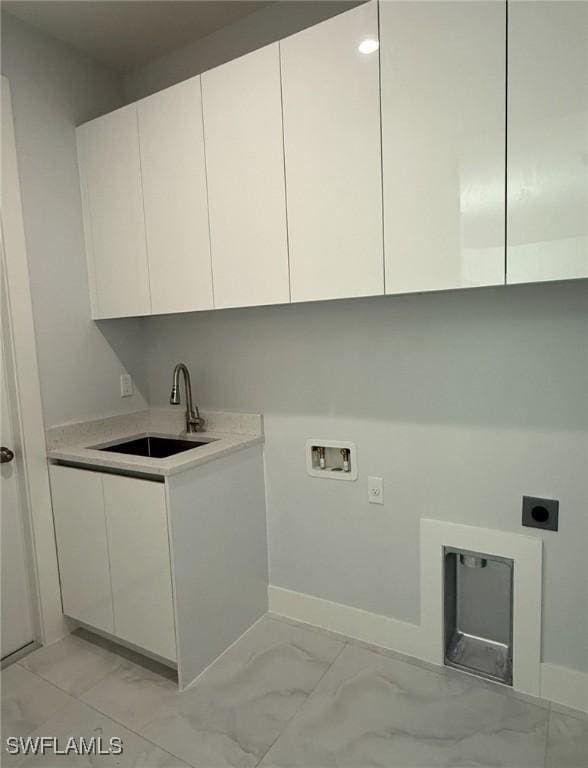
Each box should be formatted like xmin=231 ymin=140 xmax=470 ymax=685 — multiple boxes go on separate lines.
xmin=50 ymin=466 xmax=113 ymax=634
xmin=103 ymin=474 xmax=176 ymax=661
xmin=50 ymin=465 xmax=176 ymax=662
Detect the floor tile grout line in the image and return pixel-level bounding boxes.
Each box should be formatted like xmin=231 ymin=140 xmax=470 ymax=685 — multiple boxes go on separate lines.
xmin=9 ymin=659 xmax=79 ymax=700
xmin=9 ymin=622 xmax=577 ymax=767
xmin=15 ymin=633 xmax=176 ymax=702
xmin=269 ymin=611 xmax=554 ymax=714
xmin=544 ymin=702 xmax=552 ymax=768
xmin=550 ymin=701 xmax=588 ymax=725
xmin=60 ymin=655 xmax=189 ymax=766
xmin=65 ymin=694 xmax=195 ymax=768
xmin=253 ymin=639 xmax=348 ymax=767
xmin=66 ymin=624 xmax=348 ymax=768
xmin=77 ymin=618 xmax=348 ymax=767
xmin=253 ymin=636 xmax=556 ymax=768
xmin=19 ymin=616 xmax=563 ymax=721
xmin=74 ymin=654 xmax=172 ymax=706
xmin=6 ymin=659 xmax=192 ymax=767
xmin=15 ymin=657 xmax=121 ymax=702
xmin=2 ymin=665 xmax=76 ymax=747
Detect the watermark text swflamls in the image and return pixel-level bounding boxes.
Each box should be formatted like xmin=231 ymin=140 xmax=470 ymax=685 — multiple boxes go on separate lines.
xmin=6 ymin=736 xmax=123 ymax=756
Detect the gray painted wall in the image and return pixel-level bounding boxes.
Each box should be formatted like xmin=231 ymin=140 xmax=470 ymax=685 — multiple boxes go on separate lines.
xmin=1 ymin=13 xmax=149 ymax=426
xmin=4 ymin=6 xmax=586 ymax=676
xmin=145 ymin=283 xmax=588 ymax=674
xmin=124 ymin=0 xmax=588 ymax=675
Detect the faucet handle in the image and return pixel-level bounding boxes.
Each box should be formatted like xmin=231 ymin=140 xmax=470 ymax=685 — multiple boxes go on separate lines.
xmin=187 ymin=413 xmax=205 ymax=433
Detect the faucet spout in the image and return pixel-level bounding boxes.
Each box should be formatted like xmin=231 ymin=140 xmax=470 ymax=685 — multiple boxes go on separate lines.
xmin=169 ymin=363 xmax=204 ymax=433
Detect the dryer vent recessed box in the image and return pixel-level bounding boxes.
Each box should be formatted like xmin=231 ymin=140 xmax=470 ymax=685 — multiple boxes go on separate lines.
xmin=444 ymin=547 xmax=514 ymax=685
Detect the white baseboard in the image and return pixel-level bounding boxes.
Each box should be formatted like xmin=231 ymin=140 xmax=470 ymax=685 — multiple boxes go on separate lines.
xmin=541 ymin=663 xmax=588 ymax=714
xmin=268 ymin=585 xmax=588 ymax=714
xmin=269 ymin=585 xmax=421 ymax=660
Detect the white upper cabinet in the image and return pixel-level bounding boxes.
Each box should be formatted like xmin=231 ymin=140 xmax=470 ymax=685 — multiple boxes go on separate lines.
xmin=507 ymin=1 xmax=588 ymax=284
xmin=281 ymin=1 xmax=384 ymax=303
xmin=202 ymin=43 xmax=290 ymax=309
xmin=77 ymin=105 xmax=151 ymax=318
xmin=138 ymin=78 xmax=213 ymax=314
xmin=77 ymin=1 xmax=582 ymax=321
xmin=381 ymin=1 xmax=506 ymax=294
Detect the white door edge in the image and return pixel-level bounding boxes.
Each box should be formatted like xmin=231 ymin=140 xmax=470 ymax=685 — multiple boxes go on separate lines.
xmin=1 ymin=75 xmax=68 ymax=645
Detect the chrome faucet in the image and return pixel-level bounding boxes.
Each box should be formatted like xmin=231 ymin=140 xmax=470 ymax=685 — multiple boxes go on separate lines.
xmin=169 ymin=363 xmax=204 ymax=433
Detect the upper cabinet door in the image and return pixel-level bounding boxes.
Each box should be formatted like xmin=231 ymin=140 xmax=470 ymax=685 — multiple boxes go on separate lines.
xmin=77 ymin=105 xmax=151 ymax=318
xmin=281 ymin=1 xmax=384 ymax=303
xmin=381 ymin=1 xmax=506 ymax=294
xmin=202 ymin=43 xmax=290 ymax=309
xmin=507 ymin=1 xmax=588 ymax=284
xmin=138 ymin=78 xmax=213 ymax=314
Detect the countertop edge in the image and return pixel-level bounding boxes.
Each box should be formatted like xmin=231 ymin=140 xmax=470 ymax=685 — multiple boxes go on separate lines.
xmin=47 ymin=434 xmax=265 ymax=478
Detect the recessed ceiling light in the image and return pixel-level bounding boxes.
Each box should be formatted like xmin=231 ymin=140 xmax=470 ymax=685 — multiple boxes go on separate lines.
xmin=358 ymin=38 xmax=379 ymax=55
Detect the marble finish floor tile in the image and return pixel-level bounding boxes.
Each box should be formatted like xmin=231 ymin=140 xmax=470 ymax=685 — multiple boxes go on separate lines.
xmin=261 ymin=643 xmax=548 ymax=768
xmin=7 ymin=616 xmax=582 ymax=768
xmin=127 ymin=617 xmax=344 ymax=768
xmin=1 ymin=665 xmax=73 ymax=741
xmin=545 ymin=710 xmax=588 ymax=768
xmin=11 ymin=699 xmax=190 ymax=768
xmin=270 ymin=613 xmax=550 ymax=713
xmin=550 ymin=701 xmax=588 ymax=723
xmin=81 ymin=657 xmax=179 ymax=732
xmin=19 ymin=632 xmax=122 ymax=697
xmin=436 ymin=662 xmax=551 ymax=712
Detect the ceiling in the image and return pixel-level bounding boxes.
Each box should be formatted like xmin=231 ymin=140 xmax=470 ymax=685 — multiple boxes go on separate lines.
xmin=3 ymin=1 xmax=273 ymax=72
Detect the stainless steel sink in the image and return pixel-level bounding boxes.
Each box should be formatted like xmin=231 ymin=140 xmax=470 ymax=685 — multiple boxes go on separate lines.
xmin=95 ymin=435 xmax=213 ymax=459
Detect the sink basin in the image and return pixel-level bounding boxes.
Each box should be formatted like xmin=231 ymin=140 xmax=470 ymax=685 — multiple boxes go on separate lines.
xmin=96 ymin=435 xmax=212 ymax=459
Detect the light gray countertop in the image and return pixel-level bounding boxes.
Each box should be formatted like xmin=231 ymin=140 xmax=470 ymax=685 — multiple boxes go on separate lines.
xmin=46 ymin=408 xmax=264 ymax=477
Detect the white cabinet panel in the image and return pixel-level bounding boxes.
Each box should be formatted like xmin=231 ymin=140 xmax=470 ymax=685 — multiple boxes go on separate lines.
xmin=507 ymin=1 xmax=588 ymax=284
xmin=280 ymin=1 xmax=383 ymax=303
xmin=202 ymin=43 xmax=290 ymax=309
xmin=381 ymin=1 xmax=506 ymax=294
xmin=77 ymin=105 xmax=151 ymax=318
xmin=138 ymin=78 xmax=213 ymax=314
xmin=50 ymin=466 xmax=113 ymax=633
xmin=103 ymin=474 xmax=176 ymax=661
xmin=168 ymin=445 xmax=268 ymax=688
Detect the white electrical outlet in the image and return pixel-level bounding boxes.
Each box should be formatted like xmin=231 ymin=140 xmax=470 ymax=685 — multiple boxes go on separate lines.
xmin=368 ymin=476 xmax=384 ymax=505
xmin=120 ymin=374 xmax=133 ymax=397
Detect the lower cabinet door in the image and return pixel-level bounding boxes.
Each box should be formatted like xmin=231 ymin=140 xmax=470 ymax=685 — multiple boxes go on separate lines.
xmin=103 ymin=474 xmax=176 ymax=661
xmin=50 ymin=466 xmax=114 ymax=633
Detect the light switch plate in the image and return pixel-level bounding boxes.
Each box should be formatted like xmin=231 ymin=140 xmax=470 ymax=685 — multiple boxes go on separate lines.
xmin=368 ymin=476 xmax=384 ymax=505
xmin=120 ymin=374 xmax=133 ymax=397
